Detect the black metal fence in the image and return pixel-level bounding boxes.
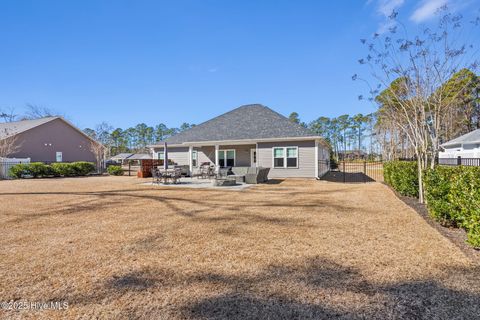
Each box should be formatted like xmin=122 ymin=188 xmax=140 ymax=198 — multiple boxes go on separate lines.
xmin=439 ymin=157 xmax=480 ymax=167
xmin=321 ymin=161 xmax=384 ymax=183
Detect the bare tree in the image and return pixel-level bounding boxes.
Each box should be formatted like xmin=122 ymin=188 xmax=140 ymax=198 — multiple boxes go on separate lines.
xmin=22 ymin=104 xmax=62 ymax=120
xmin=89 ymin=140 xmax=106 ymax=173
xmin=355 ymin=7 xmax=479 ymax=203
xmin=0 ymin=129 xmax=20 ymax=158
xmin=0 ymin=107 xmax=18 ymax=123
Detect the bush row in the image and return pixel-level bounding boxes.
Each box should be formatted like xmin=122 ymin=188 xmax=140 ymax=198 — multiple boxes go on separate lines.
xmin=9 ymin=162 xmax=96 ymax=178
xmin=383 ymin=161 xmax=419 ymax=197
xmin=424 ymin=166 xmax=480 ymax=247
xmin=384 ymin=161 xmax=480 ymax=247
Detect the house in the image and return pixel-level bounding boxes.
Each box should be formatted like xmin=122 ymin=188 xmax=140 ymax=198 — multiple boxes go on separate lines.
xmin=109 ymin=153 xmax=152 ymax=165
xmin=149 ymin=104 xmax=330 ymax=178
xmin=439 ymin=129 xmax=480 ymax=159
xmin=0 ymin=117 xmax=99 ymax=163
xmin=337 ymin=149 xmax=367 ymax=160
xmin=109 ymin=153 xmax=134 ymax=164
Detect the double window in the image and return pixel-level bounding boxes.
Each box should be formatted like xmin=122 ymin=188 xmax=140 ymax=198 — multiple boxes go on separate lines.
xmin=218 ymin=150 xmax=235 ymax=167
xmin=273 ymin=147 xmax=298 ymax=168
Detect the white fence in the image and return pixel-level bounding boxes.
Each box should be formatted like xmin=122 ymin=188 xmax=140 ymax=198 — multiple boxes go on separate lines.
xmin=0 ymin=158 xmax=30 ymax=179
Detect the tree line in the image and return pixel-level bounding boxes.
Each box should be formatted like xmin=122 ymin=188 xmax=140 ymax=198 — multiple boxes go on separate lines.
xmin=82 ymin=122 xmax=195 ymax=156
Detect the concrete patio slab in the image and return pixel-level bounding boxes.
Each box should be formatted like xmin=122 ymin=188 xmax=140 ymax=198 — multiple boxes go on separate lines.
xmin=140 ymin=177 xmax=253 ymax=190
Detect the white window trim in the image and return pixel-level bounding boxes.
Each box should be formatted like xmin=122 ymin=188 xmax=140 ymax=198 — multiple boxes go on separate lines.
xmin=218 ymin=149 xmax=236 ymax=167
xmin=272 ymin=146 xmax=299 ymax=169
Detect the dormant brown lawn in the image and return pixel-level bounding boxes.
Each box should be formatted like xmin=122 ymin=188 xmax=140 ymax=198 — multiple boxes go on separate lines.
xmin=1 ymin=176 xmax=479 ymax=319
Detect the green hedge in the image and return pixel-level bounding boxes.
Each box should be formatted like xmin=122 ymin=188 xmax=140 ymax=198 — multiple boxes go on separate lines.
xmin=385 ymin=161 xmax=480 ymax=248
xmin=107 ymin=165 xmax=124 ymax=176
xmin=383 ymin=161 xmax=419 ymax=197
xmin=9 ymin=162 xmax=96 ymax=179
xmin=424 ymin=166 xmax=480 ymax=247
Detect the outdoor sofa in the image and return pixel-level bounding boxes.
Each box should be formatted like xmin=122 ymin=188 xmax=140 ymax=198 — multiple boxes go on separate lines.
xmin=227 ymin=166 xmax=269 ymax=184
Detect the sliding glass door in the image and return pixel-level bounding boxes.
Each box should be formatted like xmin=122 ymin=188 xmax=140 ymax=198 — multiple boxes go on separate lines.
xmin=218 ymin=150 xmax=235 ymax=167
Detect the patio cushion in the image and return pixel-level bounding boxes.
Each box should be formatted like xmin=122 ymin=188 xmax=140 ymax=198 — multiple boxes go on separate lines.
xmin=231 ymin=167 xmax=249 ymax=176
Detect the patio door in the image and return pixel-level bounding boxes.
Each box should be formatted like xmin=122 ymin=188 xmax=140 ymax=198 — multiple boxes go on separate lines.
xmin=218 ymin=150 xmax=235 ymax=167
xmin=250 ymin=149 xmax=257 ymax=167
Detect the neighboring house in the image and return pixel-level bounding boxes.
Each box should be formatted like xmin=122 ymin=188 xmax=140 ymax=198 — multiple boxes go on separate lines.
xmin=439 ymin=129 xmax=480 ymax=159
xmin=110 ymin=153 xmax=134 ymax=163
xmin=109 ymin=153 xmax=152 ymax=165
xmin=337 ymin=149 xmax=367 ymax=160
xmin=0 ymin=117 xmax=99 ymax=163
xmin=149 ymin=104 xmax=330 ymax=178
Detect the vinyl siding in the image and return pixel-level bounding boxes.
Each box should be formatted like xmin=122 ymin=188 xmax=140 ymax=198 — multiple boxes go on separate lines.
xmin=257 ymin=140 xmax=316 ymax=178
xmin=197 ymin=146 xmax=215 ymax=165
xmin=8 ymin=118 xmax=96 ymax=163
xmin=152 ymin=147 xmax=189 ymax=165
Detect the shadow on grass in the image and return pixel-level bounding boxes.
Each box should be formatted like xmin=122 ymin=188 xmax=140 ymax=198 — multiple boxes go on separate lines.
xmin=1 ymin=187 xmax=363 ymax=227
xmin=51 ymin=256 xmax=480 ymax=319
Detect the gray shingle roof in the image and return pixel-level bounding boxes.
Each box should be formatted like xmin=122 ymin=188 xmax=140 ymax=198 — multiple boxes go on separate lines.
xmin=163 ymin=104 xmax=318 ymax=144
xmin=110 ymin=153 xmax=134 ymax=160
xmin=0 ymin=117 xmax=58 ymax=139
xmin=442 ymin=129 xmax=480 ymax=147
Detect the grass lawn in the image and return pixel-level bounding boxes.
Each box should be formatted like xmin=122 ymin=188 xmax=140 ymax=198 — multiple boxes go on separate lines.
xmin=0 ymin=176 xmax=479 ymax=319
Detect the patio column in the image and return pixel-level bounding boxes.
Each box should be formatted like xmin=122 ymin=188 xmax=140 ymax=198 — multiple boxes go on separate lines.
xmin=188 ymin=146 xmax=193 ymax=175
xmin=215 ymin=145 xmax=219 ymax=169
xmin=314 ymin=140 xmax=319 ymax=178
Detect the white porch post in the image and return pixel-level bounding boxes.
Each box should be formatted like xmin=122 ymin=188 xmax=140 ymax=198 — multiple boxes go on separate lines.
xmin=314 ymin=140 xmax=319 ymax=178
xmin=215 ymin=145 xmax=220 ymax=170
xmin=188 ymin=146 xmax=193 ymax=175
xmin=255 ymin=143 xmax=259 ymax=167
xmin=150 ymin=147 xmax=155 ymax=159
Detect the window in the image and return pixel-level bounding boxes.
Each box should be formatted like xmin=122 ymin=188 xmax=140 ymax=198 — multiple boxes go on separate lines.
xmin=157 ymin=151 xmax=165 ymax=165
xmin=218 ymin=150 xmax=235 ymax=167
xmin=226 ymin=150 xmax=235 ymax=167
xmin=273 ymin=147 xmax=298 ymax=168
xmin=192 ymin=150 xmax=198 ymax=167
xmin=273 ymin=148 xmax=284 ymax=168
xmin=286 ymin=147 xmax=297 ymax=167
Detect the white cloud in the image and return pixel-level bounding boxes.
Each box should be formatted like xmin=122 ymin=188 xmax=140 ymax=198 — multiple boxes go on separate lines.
xmin=367 ymin=0 xmax=405 ymax=33
xmin=207 ymin=68 xmax=218 ymax=73
xmin=377 ymin=0 xmax=405 ymax=16
xmin=410 ymin=0 xmax=449 ymax=23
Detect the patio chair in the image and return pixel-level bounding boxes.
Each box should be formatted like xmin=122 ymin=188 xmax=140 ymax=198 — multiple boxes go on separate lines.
xmin=171 ymin=168 xmax=182 ymax=184
xmin=199 ymin=165 xmax=211 ymax=179
xmin=245 ymin=167 xmax=270 ymax=184
xmin=151 ymin=168 xmax=161 ymax=184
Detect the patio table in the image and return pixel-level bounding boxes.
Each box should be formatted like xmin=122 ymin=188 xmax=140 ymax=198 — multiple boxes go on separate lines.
xmin=155 ymin=168 xmax=181 ymax=184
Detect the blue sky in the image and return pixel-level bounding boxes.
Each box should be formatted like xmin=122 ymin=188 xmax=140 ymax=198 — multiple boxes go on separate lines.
xmin=0 ymin=0 xmax=478 ymax=130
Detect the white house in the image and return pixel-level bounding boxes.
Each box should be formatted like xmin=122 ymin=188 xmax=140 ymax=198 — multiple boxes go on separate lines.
xmin=439 ymin=129 xmax=480 ymax=159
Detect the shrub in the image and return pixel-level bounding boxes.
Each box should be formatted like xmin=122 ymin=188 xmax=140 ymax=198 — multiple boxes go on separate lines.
xmin=29 ymin=162 xmax=55 ymax=177
xmin=107 ymin=165 xmax=124 ymax=176
xmin=383 ymin=161 xmax=419 ymax=197
xmin=9 ymin=162 xmax=54 ymax=178
xmin=51 ymin=163 xmax=77 ymax=177
xmin=423 ymin=167 xmax=457 ymax=226
xmin=9 ymin=163 xmax=32 ymax=178
xmin=424 ymin=166 xmax=480 ymax=248
xmin=71 ymin=162 xmax=96 ymax=176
